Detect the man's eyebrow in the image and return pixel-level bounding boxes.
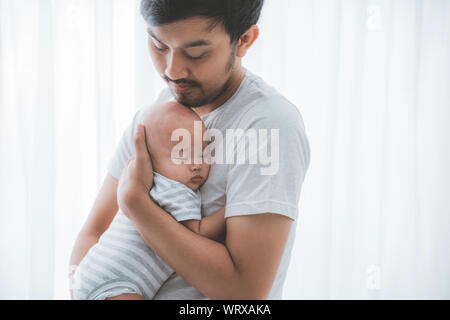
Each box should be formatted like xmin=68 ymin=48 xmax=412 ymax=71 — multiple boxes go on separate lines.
xmin=147 ymin=29 xmax=213 ymax=48
xmin=183 ymin=39 xmax=213 ymax=48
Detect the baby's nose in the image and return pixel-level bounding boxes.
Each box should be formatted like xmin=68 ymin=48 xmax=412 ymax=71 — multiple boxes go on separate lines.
xmin=191 ymin=163 xmax=202 ymax=171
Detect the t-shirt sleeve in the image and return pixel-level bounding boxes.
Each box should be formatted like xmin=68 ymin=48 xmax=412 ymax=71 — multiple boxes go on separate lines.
xmin=107 ymin=109 xmax=145 ymax=180
xmin=225 ymin=96 xmax=311 ymax=221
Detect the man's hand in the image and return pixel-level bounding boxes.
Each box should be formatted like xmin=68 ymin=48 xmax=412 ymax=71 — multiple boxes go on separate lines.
xmin=117 ymin=124 xmax=154 ymax=211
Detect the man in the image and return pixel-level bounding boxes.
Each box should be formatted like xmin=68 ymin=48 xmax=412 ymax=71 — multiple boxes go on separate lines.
xmin=70 ymin=0 xmax=310 ymax=300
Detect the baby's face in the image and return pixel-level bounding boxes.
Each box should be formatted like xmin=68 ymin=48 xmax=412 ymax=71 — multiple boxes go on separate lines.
xmin=142 ymin=101 xmax=211 ymax=191
xmin=157 ymin=133 xmax=211 ymax=191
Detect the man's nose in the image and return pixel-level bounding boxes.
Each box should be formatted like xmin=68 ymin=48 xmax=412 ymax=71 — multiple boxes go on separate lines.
xmin=165 ymin=51 xmax=189 ymax=81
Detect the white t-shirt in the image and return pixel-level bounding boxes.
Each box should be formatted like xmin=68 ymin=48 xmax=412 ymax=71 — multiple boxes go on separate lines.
xmin=107 ymin=68 xmax=311 ymax=299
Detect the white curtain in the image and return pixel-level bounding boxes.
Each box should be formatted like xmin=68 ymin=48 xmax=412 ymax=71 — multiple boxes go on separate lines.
xmin=0 ymin=0 xmax=448 ymax=300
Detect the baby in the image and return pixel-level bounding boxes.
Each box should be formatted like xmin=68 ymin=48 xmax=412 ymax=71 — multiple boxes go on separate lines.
xmin=72 ymin=101 xmax=225 ymax=300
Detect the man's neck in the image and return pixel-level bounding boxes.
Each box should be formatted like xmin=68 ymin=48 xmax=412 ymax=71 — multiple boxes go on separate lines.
xmin=193 ymin=67 xmax=246 ymax=117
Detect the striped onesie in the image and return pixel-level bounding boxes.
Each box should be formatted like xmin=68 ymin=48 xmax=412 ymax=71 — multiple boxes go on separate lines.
xmin=72 ymin=172 xmax=202 ymax=300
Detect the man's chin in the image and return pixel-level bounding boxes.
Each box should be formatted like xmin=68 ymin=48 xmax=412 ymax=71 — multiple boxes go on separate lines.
xmin=171 ymin=93 xmax=205 ymax=109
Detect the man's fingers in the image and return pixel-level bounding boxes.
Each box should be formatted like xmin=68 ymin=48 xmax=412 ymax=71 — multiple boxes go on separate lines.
xmin=134 ymin=125 xmax=150 ymax=162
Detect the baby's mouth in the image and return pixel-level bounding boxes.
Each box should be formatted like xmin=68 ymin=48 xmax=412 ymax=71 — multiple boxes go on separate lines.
xmin=190 ymin=175 xmax=203 ymax=184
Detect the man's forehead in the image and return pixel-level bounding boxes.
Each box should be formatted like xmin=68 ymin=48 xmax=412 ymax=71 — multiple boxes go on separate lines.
xmin=147 ymin=17 xmax=226 ymax=48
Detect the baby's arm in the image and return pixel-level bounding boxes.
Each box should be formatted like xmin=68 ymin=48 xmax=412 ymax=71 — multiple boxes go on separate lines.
xmin=181 ymin=207 xmax=226 ymax=242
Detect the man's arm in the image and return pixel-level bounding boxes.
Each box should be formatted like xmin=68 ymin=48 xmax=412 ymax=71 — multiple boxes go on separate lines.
xmin=69 ymin=173 xmax=119 ymax=298
xmin=181 ymin=207 xmax=226 ymax=242
xmin=70 ymin=174 xmax=119 ymax=266
xmin=122 ymin=195 xmax=292 ymax=300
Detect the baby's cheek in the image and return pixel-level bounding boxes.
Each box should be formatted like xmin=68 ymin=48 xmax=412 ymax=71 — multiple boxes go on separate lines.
xmin=174 ymin=164 xmax=193 ymax=181
xmin=203 ymin=164 xmax=211 ymax=178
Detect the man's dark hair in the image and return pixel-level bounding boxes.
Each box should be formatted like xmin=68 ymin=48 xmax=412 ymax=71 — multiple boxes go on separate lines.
xmin=140 ymin=0 xmax=264 ymax=44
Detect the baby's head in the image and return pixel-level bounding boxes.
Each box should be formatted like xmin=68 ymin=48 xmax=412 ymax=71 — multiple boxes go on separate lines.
xmin=140 ymin=101 xmax=210 ymax=191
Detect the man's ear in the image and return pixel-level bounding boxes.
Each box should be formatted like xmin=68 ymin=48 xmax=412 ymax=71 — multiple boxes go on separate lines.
xmin=236 ymin=25 xmax=260 ymax=58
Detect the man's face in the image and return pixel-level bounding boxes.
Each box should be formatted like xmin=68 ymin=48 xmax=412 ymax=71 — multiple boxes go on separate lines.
xmin=147 ymin=17 xmax=238 ymax=108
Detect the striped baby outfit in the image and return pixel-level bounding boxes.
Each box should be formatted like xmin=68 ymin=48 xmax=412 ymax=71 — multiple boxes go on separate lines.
xmin=72 ymin=172 xmax=201 ymax=300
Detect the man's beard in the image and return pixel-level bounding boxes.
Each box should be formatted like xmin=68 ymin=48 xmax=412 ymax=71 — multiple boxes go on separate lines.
xmin=173 ymin=48 xmax=237 ymax=109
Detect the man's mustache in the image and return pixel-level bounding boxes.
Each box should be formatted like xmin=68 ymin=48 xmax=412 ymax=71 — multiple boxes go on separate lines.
xmin=165 ymin=77 xmax=199 ymax=87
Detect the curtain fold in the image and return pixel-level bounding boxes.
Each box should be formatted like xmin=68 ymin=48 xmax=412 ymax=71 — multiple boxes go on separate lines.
xmin=0 ymin=0 xmax=449 ymax=299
